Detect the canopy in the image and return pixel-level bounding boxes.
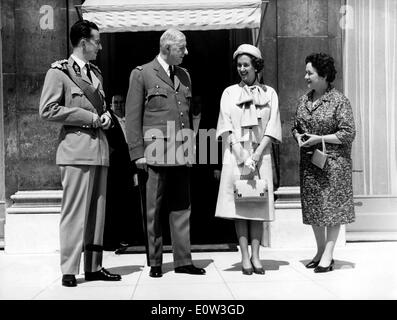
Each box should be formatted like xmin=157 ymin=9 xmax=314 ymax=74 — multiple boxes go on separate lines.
xmin=81 ymin=0 xmax=262 ymax=33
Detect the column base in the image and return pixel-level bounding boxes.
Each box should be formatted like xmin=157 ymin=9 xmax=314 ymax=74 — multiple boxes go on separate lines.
xmin=5 ymin=190 xmax=61 ymax=254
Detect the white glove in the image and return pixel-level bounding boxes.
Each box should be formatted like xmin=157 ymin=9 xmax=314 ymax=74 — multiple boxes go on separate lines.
xmin=244 ymin=156 xmax=256 ymax=171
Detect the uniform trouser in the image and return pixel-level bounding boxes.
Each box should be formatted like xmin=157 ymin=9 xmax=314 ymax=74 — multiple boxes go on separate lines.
xmin=146 ymin=165 xmax=192 ymax=268
xmin=59 ymin=165 xmax=108 ymax=275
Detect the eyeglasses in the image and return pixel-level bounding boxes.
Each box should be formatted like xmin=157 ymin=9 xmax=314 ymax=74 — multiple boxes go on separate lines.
xmin=86 ymin=38 xmax=101 ymax=46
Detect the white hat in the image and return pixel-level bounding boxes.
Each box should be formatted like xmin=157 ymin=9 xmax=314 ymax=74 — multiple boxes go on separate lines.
xmin=233 ymin=44 xmax=262 ymax=60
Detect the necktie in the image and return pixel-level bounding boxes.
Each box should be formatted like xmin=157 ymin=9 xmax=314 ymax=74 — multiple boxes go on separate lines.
xmin=169 ymin=65 xmax=174 ymax=84
xmin=86 ymin=63 xmax=93 ymax=83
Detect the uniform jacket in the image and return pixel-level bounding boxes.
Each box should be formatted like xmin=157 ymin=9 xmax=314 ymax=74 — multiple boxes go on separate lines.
xmin=125 ymin=58 xmax=200 ymax=166
xmin=39 ymin=56 xmax=109 ymax=166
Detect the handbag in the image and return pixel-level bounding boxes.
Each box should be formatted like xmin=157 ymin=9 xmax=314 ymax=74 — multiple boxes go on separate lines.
xmin=234 ymin=166 xmax=268 ymax=202
xmin=311 ymin=136 xmax=328 ymax=169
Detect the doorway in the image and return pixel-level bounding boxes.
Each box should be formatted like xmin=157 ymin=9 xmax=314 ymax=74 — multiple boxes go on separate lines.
xmin=98 ymin=29 xmax=253 ymax=247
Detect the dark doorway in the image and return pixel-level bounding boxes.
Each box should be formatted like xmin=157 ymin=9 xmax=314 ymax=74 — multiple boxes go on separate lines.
xmin=98 ymin=29 xmax=252 ymax=248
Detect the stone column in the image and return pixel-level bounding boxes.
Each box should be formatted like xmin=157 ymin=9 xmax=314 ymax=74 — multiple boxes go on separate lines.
xmin=259 ymin=0 xmax=346 ymax=247
xmin=0 ymin=0 xmax=5 ymax=247
xmin=277 ymin=0 xmax=344 ymax=187
xmin=5 ymin=190 xmax=62 ymax=253
xmin=2 ymin=0 xmax=79 ymax=253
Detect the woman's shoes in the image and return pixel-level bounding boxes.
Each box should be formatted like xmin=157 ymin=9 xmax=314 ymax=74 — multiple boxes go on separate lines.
xmin=250 ymin=259 xmax=265 ymax=275
xmin=252 ymin=265 xmax=265 ymax=274
xmin=242 ymin=267 xmax=253 ymax=275
xmin=242 ymin=258 xmax=265 ymax=275
xmin=242 ymin=266 xmax=264 ymax=275
xmin=314 ymin=259 xmax=335 ymax=273
xmin=305 ymin=260 xmax=320 ymax=269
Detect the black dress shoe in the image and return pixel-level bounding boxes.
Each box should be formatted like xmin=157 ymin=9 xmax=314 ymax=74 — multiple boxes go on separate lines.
xmin=85 ymin=268 xmax=121 ymax=281
xmin=305 ymin=260 xmax=320 ymax=269
xmin=314 ymin=259 xmax=335 ymax=273
xmin=242 ymin=267 xmax=253 ymax=275
xmin=175 ymin=264 xmax=206 ymax=275
xmin=62 ymin=274 xmax=77 ymax=287
xmin=149 ymin=266 xmax=163 ymax=278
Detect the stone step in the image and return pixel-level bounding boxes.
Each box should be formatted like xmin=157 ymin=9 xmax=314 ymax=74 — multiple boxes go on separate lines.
xmin=9 ymin=190 xmax=62 ymax=208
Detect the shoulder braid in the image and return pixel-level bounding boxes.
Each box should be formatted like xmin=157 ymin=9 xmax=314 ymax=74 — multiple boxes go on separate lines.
xmin=50 ymin=59 xmax=68 ymax=71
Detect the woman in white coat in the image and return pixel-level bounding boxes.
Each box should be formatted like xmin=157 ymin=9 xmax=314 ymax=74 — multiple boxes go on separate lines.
xmin=215 ymin=44 xmax=282 ymax=275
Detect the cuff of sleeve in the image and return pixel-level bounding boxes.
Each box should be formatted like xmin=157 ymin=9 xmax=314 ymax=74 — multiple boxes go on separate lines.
xmin=216 ymin=128 xmax=234 ymax=140
xmin=264 ymin=133 xmax=282 ymax=144
xmin=335 ymin=131 xmax=351 ymax=145
xmin=129 ymin=145 xmax=144 ymax=162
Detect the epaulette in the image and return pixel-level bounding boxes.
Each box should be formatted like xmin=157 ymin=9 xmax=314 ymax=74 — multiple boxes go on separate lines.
xmin=178 ymin=66 xmax=188 ymax=73
xmin=177 ymin=66 xmax=190 ymax=78
xmin=135 ymin=66 xmax=143 ymax=71
xmin=50 ymin=59 xmax=68 ymax=71
xmin=89 ymin=63 xmax=102 ymax=74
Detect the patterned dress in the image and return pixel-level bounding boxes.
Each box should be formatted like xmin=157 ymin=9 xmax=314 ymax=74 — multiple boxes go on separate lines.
xmin=292 ymin=87 xmax=356 ymax=226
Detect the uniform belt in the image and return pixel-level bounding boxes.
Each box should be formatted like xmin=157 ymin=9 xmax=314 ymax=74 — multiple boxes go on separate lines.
xmin=63 ymin=125 xmax=97 ymax=137
xmin=64 ymin=125 xmax=96 ymax=132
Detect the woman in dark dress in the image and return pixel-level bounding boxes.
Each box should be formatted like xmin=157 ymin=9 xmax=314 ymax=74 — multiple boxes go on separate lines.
xmin=292 ymin=53 xmax=356 ymax=273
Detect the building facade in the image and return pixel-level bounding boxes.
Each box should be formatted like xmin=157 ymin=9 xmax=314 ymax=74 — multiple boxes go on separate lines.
xmin=1 ymin=0 xmax=395 ymax=251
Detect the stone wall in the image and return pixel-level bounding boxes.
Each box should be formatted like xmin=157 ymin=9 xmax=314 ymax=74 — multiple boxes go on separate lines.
xmin=1 ymin=0 xmax=345 ymax=201
xmin=1 ymin=0 xmax=81 ymax=203
xmin=0 ymin=0 xmax=5 ymax=242
xmin=259 ymin=0 xmax=345 ymax=186
xmin=0 ymin=0 xmax=346 ymax=248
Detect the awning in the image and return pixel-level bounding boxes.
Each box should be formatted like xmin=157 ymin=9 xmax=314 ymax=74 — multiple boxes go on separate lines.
xmin=81 ymin=0 xmax=262 ymax=33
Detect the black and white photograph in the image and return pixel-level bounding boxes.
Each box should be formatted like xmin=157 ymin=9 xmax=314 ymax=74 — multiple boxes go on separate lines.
xmin=0 ymin=0 xmax=396 ymax=308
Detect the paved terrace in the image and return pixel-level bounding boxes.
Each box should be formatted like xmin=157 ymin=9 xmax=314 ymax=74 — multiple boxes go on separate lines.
xmin=0 ymin=242 xmax=396 ymax=300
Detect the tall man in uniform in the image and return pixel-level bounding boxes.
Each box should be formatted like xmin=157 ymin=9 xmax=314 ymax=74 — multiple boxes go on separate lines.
xmin=39 ymin=20 xmax=121 ymax=287
xmin=125 ymin=29 xmax=205 ymax=278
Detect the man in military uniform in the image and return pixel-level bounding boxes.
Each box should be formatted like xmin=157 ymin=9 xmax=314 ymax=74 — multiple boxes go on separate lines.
xmin=125 ymin=28 xmax=205 ymax=278
xmin=39 ymin=20 xmax=121 ymax=287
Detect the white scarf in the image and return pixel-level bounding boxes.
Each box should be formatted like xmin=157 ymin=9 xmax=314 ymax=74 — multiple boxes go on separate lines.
xmin=236 ymin=84 xmax=269 ymax=128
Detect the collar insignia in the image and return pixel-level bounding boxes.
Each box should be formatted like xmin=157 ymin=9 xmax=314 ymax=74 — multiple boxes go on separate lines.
xmin=73 ymin=63 xmax=81 ymax=76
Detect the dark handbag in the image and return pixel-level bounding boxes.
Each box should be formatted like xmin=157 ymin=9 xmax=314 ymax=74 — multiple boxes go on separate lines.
xmin=233 ymin=166 xmax=268 ymax=202
xmin=311 ymin=136 xmax=328 ymax=169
